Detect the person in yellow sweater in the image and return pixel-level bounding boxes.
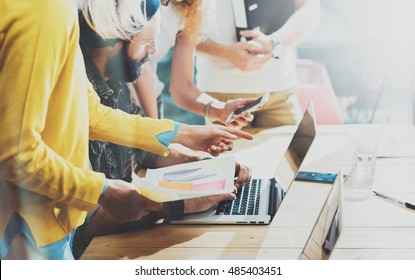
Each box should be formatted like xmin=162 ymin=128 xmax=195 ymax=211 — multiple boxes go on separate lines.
xmin=0 ymin=0 xmax=252 ymax=259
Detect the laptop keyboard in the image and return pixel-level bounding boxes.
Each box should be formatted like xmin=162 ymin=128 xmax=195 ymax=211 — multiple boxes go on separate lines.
xmin=216 ymin=179 xmax=262 ymax=215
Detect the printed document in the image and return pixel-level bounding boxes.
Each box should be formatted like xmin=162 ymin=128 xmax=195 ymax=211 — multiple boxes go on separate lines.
xmin=131 ymin=157 xmax=236 ymax=202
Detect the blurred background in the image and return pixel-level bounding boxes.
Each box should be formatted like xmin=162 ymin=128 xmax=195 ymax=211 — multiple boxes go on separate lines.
xmin=299 ymin=0 xmax=415 ymax=124
xmin=160 ymin=0 xmax=415 ymax=125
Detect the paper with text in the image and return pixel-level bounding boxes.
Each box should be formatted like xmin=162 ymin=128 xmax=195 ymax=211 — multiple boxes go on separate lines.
xmin=132 ymin=157 xmax=235 ymax=202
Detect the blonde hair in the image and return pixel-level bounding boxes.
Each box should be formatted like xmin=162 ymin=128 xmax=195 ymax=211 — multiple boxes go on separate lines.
xmin=170 ymin=0 xmax=203 ymax=41
xmin=76 ymin=0 xmax=148 ymax=40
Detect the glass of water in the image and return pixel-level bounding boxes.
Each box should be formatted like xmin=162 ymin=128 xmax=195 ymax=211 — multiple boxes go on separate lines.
xmin=345 ymin=139 xmax=377 ymax=201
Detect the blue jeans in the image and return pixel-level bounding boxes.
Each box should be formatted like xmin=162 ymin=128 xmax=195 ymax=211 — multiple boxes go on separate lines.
xmin=0 ymin=213 xmax=74 ymax=260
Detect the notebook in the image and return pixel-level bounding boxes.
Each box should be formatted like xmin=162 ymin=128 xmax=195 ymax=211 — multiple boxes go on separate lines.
xmin=170 ymin=102 xmax=316 ymax=225
xmin=299 ymin=170 xmax=344 ymax=260
xmin=232 ymin=0 xmax=296 ymax=41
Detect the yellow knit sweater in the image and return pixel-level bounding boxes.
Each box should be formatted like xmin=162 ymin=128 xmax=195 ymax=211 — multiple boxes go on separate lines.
xmin=0 ymin=0 xmax=173 ymax=247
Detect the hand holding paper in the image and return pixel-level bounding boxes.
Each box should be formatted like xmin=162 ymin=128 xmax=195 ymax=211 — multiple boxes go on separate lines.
xmin=132 ymin=157 xmax=236 ymax=202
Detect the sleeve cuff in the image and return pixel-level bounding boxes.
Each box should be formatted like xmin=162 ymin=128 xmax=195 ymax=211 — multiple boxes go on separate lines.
xmin=155 ymin=121 xmax=180 ymax=148
xmin=101 ymin=179 xmax=108 ymax=194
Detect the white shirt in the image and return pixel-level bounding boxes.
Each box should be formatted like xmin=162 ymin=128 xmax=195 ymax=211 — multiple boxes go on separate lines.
xmin=151 ymin=6 xmax=183 ymax=96
xmin=195 ymin=0 xmax=298 ymax=94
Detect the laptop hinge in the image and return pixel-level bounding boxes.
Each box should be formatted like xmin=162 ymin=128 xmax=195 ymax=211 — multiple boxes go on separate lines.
xmin=268 ymin=178 xmax=277 ymax=217
xmin=269 ymin=178 xmax=285 ymax=218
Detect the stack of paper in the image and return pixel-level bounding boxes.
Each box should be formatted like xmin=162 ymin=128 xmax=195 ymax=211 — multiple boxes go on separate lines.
xmin=131 ymin=157 xmax=235 ymax=202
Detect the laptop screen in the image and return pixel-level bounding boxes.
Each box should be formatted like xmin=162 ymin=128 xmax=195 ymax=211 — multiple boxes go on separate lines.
xmin=274 ymin=103 xmax=316 ymax=193
xmin=299 ymin=170 xmax=344 ymax=260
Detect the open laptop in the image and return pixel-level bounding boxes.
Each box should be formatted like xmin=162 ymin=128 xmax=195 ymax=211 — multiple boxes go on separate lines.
xmin=299 ymin=170 xmax=344 ymax=260
xmin=171 ymin=102 xmax=317 ymax=225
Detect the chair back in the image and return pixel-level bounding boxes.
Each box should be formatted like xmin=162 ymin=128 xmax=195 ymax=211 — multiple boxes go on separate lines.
xmin=296 ymin=59 xmax=344 ymax=125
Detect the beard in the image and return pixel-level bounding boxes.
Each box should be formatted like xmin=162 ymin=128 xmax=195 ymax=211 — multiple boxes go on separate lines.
xmin=104 ymin=45 xmax=150 ymax=83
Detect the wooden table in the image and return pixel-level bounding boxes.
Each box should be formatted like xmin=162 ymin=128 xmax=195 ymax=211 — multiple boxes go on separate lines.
xmin=81 ymin=125 xmax=415 ymax=260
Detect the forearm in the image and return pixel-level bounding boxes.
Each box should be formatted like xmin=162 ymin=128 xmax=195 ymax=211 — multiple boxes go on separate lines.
xmin=170 ymin=34 xmax=225 ymax=120
xmin=136 ymin=88 xmax=159 ymax=119
xmin=169 ymin=77 xmax=205 ymax=116
xmin=196 ymin=38 xmax=232 ymax=61
xmin=171 ymin=123 xmax=196 ymax=148
xmin=88 ymin=86 xmax=174 ymax=156
xmin=169 ymin=85 xmax=225 ymax=122
xmin=131 ymin=63 xmax=159 ymax=119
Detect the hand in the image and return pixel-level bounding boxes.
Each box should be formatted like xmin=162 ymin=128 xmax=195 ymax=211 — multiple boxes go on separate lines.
xmin=216 ymin=98 xmax=258 ymax=129
xmin=98 ymin=179 xmax=162 ymax=224
xmin=225 ymin=40 xmax=271 ymax=71
xmin=227 ymin=112 xmax=255 ymax=129
xmin=234 ymin=161 xmax=252 ymax=189
xmin=183 ymin=193 xmax=236 ymax=214
xmin=174 ymin=124 xmax=253 ymax=156
xmin=239 ymin=29 xmax=274 ymax=58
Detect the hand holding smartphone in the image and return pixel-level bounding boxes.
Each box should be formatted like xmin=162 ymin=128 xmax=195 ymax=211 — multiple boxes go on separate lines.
xmin=226 ymin=93 xmax=269 ymax=123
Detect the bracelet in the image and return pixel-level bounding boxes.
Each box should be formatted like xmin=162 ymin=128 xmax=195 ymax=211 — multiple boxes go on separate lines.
xmin=205 ymin=101 xmax=214 ymax=118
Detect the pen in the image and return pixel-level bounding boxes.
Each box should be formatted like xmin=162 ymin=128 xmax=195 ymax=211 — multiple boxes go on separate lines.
xmin=372 ymin=191 xmax=415 ymax=210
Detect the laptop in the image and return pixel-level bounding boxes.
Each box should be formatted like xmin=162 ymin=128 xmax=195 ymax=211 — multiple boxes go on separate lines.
xmin=299 ymin=170 xmax=344 ymax=260
xmin=171 ymin=102 xmax=317 ymax=225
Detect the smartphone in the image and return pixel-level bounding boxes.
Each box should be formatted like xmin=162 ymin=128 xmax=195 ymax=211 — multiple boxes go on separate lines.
xmin=295 ymin=171 xmax=347 ymax=184
xmin=226 ymin=93 xmax=269 ymax=123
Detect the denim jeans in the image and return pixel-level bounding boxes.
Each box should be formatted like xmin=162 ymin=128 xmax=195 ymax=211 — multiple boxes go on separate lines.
xmin=0 ymin=213 xmax=74 ymax=260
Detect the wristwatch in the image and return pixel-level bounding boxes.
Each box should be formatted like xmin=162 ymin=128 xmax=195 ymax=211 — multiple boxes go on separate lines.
xmin=270 ymin=34 xmax=282 ymax=59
